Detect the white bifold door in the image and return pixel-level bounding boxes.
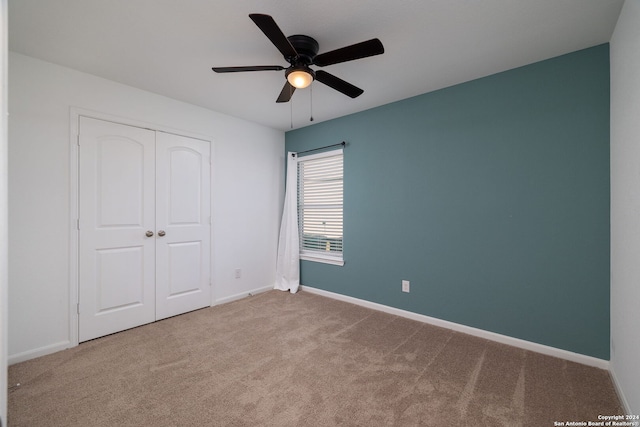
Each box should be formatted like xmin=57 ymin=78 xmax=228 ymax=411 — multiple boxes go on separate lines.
xmin=78 ymin=117 xmax=211 ymax=342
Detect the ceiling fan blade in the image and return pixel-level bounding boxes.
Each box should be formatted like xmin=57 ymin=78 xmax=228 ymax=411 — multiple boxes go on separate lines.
xmin=276 ymin=81 xmax=296 ymax=103
xmin=249 ymin=14 xmax=298 ymax=59
xmin=313 ymin=38 xmax=384 ymax=67
xmin=315 ymin=70 xmax=364 ymax=98
xmin=212 ymin=65 xmax=285 ymax=73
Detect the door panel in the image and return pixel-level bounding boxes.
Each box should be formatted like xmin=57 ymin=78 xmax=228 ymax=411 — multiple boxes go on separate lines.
xmin=167 ymin=241 xmax=202 ymax=296
xmin=168 ymin=149 xmax=202 ymax=224
xmin=155 ymin=132 xmax=211 ymax=320
xmin=96 ymin=137 xmax=146 ymax=227
xmin=96 ymin=246 xmax=145 ymax=313
xmin=79 ymin=117 xmax=156 ymax=342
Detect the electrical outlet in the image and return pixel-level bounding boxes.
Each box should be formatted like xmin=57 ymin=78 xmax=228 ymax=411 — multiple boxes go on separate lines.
xmin=402 ymin=280 xmax=410 ymax=293
xmin=235 ymin=269 xmax=241 ymax=279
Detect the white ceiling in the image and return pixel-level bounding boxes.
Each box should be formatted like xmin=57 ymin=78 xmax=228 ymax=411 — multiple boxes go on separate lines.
xmin=8 ymin=0 xmax=624 ymax=131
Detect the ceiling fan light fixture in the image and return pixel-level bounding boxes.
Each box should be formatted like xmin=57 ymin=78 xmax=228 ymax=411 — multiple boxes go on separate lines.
xmin=286 ymin=67 xmax=314 ymax=88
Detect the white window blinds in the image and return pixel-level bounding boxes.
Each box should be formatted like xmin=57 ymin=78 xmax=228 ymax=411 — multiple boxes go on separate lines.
xmin=297 ymin=149 xmax=344 ymax=265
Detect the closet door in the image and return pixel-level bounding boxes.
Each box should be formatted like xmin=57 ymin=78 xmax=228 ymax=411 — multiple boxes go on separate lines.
xmin=78 ymin=117 xmax=156 ymax=342
xmin=78 ymin=119 xmax=212 ymax=342
xmin=155 ymin=132 xmax=211 ymax=320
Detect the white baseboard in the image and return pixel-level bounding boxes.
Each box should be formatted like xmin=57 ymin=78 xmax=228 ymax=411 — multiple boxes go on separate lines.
xmin=8 ymin=340 xmax=72 ymax=366
xmin=213 ymin=285 xmax=273 ymax=306
xmin=9 ymin=287 xmax=612 ymax=373
xmin=609 ymin=364 xmax=632 ymax=414
xmin=301 ymin=285 xmax=610 ymax=370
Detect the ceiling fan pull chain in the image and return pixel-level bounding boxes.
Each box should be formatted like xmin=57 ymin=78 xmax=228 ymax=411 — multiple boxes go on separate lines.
xmin=310 ymin=84 xmax=314 ymax=122
xmin=290 ymin=86 xmax=294 ymax=129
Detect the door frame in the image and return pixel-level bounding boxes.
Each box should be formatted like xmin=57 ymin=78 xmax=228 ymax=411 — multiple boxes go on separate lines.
xmin=69 ymin=108 xmax=215 ymax=347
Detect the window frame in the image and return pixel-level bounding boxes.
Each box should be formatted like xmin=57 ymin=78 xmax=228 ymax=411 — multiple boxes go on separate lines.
xmin=297 ymin=148 xmax=345 ymax=266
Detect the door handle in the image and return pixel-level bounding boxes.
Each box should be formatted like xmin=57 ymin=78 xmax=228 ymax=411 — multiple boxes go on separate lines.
xmin=145 ymin=230 xmax=154 ymax=237
xmin=158 ymin=230 xmax=166 ymax=237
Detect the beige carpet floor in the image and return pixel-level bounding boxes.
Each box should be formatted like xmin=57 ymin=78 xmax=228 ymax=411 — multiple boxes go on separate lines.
xmin=8 ymin=290 xmax=622 ymax=426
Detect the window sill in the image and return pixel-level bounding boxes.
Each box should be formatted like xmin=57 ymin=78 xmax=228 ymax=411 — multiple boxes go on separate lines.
xmin=300 ymin=253 xmax=345 ymax=266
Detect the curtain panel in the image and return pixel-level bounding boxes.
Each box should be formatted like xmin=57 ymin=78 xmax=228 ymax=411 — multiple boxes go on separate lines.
xmin=274 ymin=152 xmax=300 ymax=293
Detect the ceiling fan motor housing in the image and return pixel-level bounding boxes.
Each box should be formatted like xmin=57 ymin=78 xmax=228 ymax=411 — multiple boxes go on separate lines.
xmin=287 ymin=35 xmax=319 ymax=65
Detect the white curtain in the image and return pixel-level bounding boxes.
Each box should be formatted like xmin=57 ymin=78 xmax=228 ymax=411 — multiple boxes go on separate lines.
xmin=274 ymin=152 xmax=300 ymax=293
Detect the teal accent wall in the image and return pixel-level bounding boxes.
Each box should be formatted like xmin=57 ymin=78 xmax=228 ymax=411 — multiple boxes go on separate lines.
xmin=285 ymin=44 xmax=610 ymax=359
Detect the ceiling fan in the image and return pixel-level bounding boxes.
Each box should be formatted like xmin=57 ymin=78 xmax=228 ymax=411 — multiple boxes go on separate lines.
xmin=212 ymin=14 xmax=384 ymax=103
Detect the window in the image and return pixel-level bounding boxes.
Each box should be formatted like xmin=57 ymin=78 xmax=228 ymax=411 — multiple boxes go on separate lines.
xmin=297 ymin=149 xmax=344 ymax=266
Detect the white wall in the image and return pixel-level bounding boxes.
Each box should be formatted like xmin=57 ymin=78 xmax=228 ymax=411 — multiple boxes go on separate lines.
xmin=1 ymin=0 xmax=9 ymax=422
xmin=610 ymin=0 xmax=640 ymax=415
xmin=8 ymin=52 xmax=285 ymax=363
